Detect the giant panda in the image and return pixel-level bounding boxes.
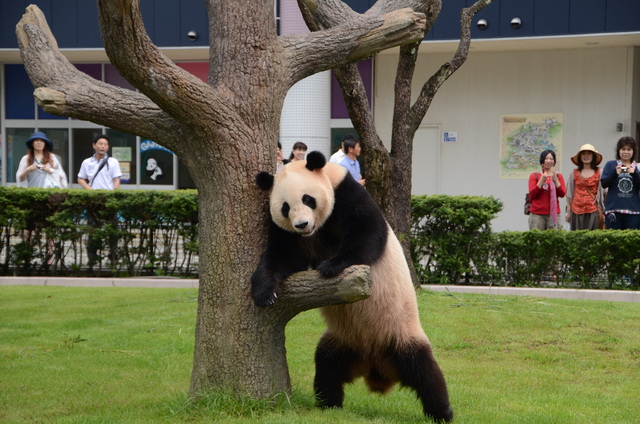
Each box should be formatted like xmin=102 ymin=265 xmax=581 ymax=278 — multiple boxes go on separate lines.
xmin=252 ymin=151 xmax=452 ymax=422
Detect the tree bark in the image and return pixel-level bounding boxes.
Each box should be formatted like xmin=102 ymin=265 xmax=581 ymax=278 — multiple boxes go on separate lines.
xmin=17 ymin=0 xmax=427 ymax=400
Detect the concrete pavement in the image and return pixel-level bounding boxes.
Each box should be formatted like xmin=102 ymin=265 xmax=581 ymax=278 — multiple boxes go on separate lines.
xmin=0 ymin=276 xmax=199 ymax=289
xmin=424 ymin=284 xmax=640 ymax=303
xmin=1 ymin=276 xmax=639 ymax=303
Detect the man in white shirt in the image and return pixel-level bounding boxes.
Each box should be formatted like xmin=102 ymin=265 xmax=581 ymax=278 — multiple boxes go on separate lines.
xmin=338 ymin=136 xmax=365 ymax=186
xmin=77 ymin=135 xmax=123 ymax=190
xmin=329 ymin=134 xmax=357 ymax=164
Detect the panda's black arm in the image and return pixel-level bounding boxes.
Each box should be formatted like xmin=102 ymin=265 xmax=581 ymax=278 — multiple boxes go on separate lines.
xmin=316 ymin=176 xmax=388 ymax=278
xmin=251 ymin=222 xmax=310 ymax=307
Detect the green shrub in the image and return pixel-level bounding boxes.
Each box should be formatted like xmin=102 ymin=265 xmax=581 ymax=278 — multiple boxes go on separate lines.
xmin=0 ymin=187 xmax=198 ymax=277
xmin=409 ymin=195 xmax=639 ymax=289
xmin=410 ymin=195 xmax=503 ymax=284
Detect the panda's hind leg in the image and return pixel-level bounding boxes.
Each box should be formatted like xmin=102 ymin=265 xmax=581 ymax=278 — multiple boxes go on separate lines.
xmin=390 ymin=340 xmax=453 ymax=422
xmin=314 ymin=334 xmax=359 ymax=409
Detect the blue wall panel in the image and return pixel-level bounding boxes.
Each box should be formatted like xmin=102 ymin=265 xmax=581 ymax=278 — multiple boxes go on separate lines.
xmin=534 ymin=0 xmax=570 ymax=36
xmin=569 ymin=0 xmax=606 ymax=34
xmin=1 ymin=2 xmax=28 ymax=48
xmin=606 ymin=0 xmax=640 ymax=33
xmin=4 ymin=65 xmax=35 ymax=120
xmin=152 ymin=0 xmax=182 ymax=46
xmin=470 ymin=0 xmax=501 ymax=40
xmin=428 ymin=0 xmax=468 ymax=41
xmin=346 ymin=0 xmax=375 ymax=14
xmin=51 ymin=0 xmax=78 ymax=47
xmin=500 ymin=0 xmax=535 ymax=37
xmin=178 ymin=0 xmax=208 ymax=46
xmin=76 ymin=1 xmax=102 ymax=48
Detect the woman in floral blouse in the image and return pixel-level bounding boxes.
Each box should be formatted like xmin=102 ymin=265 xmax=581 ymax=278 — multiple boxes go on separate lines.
xmin=565 ymin=144 xmax=605 ymax=230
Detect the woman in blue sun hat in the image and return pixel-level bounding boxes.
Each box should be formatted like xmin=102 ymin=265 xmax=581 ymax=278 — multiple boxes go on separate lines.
xmin=16 ymin=131 xmax=68 ymax=188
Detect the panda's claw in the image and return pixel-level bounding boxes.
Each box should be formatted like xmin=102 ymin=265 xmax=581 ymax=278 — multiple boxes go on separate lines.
xmin=252 ymin=287 xmax=280 ymax=307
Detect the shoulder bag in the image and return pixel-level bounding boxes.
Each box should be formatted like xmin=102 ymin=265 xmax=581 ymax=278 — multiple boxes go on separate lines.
xmin=89 ymin=157 xmax=109 ymax=187
xmin=524 ymin=173 xmax=538 ymax=215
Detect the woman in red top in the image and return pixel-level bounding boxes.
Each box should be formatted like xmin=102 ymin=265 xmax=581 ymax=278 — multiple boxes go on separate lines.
xmin=565 ymin=144 xmax=605 ymax=230
xmin=528 ymin=149 xmax=567 ymax=230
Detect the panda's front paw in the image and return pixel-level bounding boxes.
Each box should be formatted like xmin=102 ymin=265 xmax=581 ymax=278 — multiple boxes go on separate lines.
xmin=317 ymin=258 xmax=348 ymax=278
xmin=252 ymin=285 xmax=280 ymax=307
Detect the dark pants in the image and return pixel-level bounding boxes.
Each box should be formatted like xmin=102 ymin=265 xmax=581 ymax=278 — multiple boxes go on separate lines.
xmin=605 ymin=212 xmax=640 ymax=230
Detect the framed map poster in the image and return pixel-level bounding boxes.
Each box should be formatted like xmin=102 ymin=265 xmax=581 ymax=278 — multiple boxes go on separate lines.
xmin=500 ymin=113 xmax=563 ymax=179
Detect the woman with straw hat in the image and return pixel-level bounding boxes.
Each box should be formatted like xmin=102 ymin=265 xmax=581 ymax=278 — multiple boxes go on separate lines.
xmin=565 ymin=144 xmax=605 ymax=230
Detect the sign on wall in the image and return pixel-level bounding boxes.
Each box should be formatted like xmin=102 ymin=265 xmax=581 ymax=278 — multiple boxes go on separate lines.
xmin=500 ymin=113 xmax=563 ymax=179
xmin=140 ymin=140 xmax=173 ymax=185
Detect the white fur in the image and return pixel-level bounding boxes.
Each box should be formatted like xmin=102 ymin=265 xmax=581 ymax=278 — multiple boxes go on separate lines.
xmin=270 ymin=160 xmax=347 ymax=236
xmin=320 ymin=224 xmax=429 ymax=353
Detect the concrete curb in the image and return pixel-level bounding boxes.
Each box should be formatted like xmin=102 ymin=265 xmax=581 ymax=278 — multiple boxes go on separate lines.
xmin=0 ymin=276 xmax=199 ymax=289
xmin=424 ymin=284 xmax=640 ymax=303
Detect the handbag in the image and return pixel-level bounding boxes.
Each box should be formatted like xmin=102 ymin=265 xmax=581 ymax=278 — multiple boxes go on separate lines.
xmin=43 ymin=171 xmax=61 ymax=188
xmin=42 ymin=156 xmax=68 ymax=189
xmin=524 ymin=193 xmax=531 ymax=215
xmin=524 ymin=173 xmax=538 ymax=215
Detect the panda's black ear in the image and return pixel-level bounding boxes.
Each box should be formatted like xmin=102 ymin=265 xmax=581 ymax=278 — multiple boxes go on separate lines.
xmin=255 ymin=172 xmax=274 ymax=191
xmin=306 ymin=151 xmax=326 ymax=171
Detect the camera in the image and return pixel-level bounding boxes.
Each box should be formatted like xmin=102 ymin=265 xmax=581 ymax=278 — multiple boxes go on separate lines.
xmin=476 ymin=19 xmax=488 ymax=30
xmin=36 ymin=164 xmax=44 ymax=169
xmin=621 ymin=166 xmax=628 ymax=173
xmin=510 ymin=17 xmax=522 ymax=29
xmin=187 ymin=31 xmax=198 ymax=41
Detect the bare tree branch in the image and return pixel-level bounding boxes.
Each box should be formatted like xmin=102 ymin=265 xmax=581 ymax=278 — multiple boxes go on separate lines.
xmin=369 ymin=0 xmax=439 ymax=17
xmin=298 ymin=0 xmax=360 ymax=27
xmin=96 ymin=0 xmax=235 ymax=128
xmin=16 ymin=5 xmax=178 ymax=142
xmin=284 ymin=8 xmax=427 ymax=84
xmin=271 ymin=265 xmax=371 ymax=324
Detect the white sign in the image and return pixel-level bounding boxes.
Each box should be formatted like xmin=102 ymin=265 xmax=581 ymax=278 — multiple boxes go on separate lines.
xmin=443 ymin=131 xmax=458 ymax=143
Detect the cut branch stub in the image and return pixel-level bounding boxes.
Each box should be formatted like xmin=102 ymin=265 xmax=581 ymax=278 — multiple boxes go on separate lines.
xmin=34 ymin=87 xmax=66 ymax=114
xmin=269 ymin=265 xmax=371 ymax=320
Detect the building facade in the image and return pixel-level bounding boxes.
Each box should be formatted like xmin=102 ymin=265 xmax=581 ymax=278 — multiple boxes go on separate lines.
xmin=1 ymin=0 xmax=639 ymax=230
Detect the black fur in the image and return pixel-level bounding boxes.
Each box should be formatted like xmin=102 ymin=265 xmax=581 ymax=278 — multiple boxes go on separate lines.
xmin=314 ymin=335 xmax=453 ymax=422
xmin=256 ymin=171 xmax=274 ymax=191
xmin=306 ymin=150 xmax=326 ymax=171
xmin=251 ymin=173 xmax=387 ymax=306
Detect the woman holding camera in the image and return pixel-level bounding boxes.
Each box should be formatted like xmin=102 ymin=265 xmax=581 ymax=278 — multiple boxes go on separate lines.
xmin=16 ymin=131 xmax=67 ymax=188
xmin=600 ymin=136 xmax=640 ymax=229
xmin=528 ymin=149 xmax=566 ymax=230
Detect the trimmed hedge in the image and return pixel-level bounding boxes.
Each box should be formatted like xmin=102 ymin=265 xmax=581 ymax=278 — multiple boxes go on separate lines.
xmin=491 ymin=229 xmax=640 ymax=289
xmin=0 ymin=187 xmax=198 ymax=277
xmin=410 ymin=194 xmax=639 ymax=289
xmin=2 ymin=187 xmax=638 ymax=289
xmin=410 ymin=195 xmax=504 ymax=285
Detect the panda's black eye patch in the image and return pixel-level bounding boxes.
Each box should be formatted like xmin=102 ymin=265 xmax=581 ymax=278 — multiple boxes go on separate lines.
xmin=302 ymin=194 xmax=316 ymax=209
xmin=281 ymin=202 xmax=290 ymax=218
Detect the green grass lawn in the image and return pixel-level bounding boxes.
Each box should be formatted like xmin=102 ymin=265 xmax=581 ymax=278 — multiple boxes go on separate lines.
xmin=1 ymin=286 xmax=639 ymax=423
